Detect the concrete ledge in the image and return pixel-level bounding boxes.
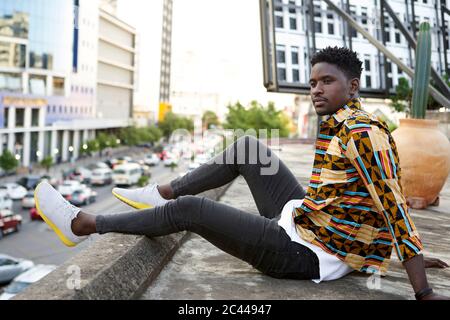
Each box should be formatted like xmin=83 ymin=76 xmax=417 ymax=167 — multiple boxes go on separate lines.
xmin=14 ymin=184 xmax=231 ymax=300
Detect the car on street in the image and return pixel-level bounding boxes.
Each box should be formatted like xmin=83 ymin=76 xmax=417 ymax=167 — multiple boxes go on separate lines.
xmin=0 ymin=183 xmax=28 ymax=200
xmin=112 ymin=163 xmax=142 ymax=186
xmin=87 ymin=162 xmax=110 ymax=171
xmin=90 ymin=168 xmax=113 ymax=186
xmin=0 ymin=192 xmax=13 ymax=211
xmin=0 ymin=254 xmax=34 ymax=285
xmin=163 ymin=153 xmax=179 ymax=167
xmin=0 ymin=210 xmax=22 ymax=239
xmin=29 ymin=207 xmax=42 ymax=221
xmin=16 ymin=176 xmax=41 ymax=191
xmin=69 ymin=186 xmax=97 ymax=206
xmin=21 ymin=192 xmax=35 ymax=209
xmin=0 ymin=264 xmax=57 ymax=300
xmin=70 ymin=167 xmax=92 ymax=184
xmin=57 ymin=180 xmax=82 ymax=201
xmin=144 ymin=154 xmax=161 ymax=166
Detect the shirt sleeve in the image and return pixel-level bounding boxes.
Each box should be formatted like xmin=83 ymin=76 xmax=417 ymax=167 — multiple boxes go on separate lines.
xmin=342 ymin=122 xmax=423 ymax=262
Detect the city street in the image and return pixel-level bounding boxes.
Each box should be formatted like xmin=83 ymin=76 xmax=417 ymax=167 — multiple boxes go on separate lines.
xmin=0 ymin=159 xmax=189 ymax=290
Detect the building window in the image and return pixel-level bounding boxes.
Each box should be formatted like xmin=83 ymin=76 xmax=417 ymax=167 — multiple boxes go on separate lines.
xmin=29 ymin=75 xmax=47 ymax=95
xmin=0 ymin=72 xmax=22 ymax=92
xmin=293 ymin=69 xmax=300 ymax=82
xmin=276 ymin=46 xmax=286 ymax=64
xmin=291 ymin=47 xmax=299 ymax=65
xmin=314 ymin=21 xmax=322 ymax=33
xmin=31 ymin=109 xmax=39 ymax=127
xmin=290 ymin=17 xmax=297 ymax=30
xmin=53 ymin=77 xmax=65 ymax=96
xmin=350 ymin=5 xmax=357 ymax=38
xmin=387 ymin=77 xmax=393 ymax=90
xmin=0 ymin=42 xmax=26 ymax=68
xmin=275 ymin=16 xmax=284 ymax=29
xmin=328 ymin=23 xmax=334 ymax=35
xmin=365 ymin=58 xmax=371 ymax=72
xmin=4 ymin=107 xmax=8 ymax=128
xmin=366 ymin=75 xmax=372 ymax=88
xmin=395 ymin=32 xmax=401 ymax=44
xmin=277 ymin=68 xmax=287 ymax=82
xmin=15 ymin=108 xmax=25 ymax=128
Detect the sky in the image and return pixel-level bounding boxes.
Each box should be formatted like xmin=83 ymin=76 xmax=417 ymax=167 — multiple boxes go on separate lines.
xmin=116 ymin=0 xmax=297 ymax=118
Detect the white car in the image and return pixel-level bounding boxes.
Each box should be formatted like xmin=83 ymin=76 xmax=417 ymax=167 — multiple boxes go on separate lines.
xmin=0 ymin=264 xmax=57 ymax=300
xmin=57 ymin=180 xmax=82 ymax=200
xmin=144 ymin=154 xmax=160 ymax=166
xmin=112 ymin=163 xmax=142 ymax=186
xmin=163 ymin=153 xmax=179 ymax=167
xmin=0 ymin=254 xmax=34 ymax=285
xmin=21 ymin=192 xmax=35 ymax=209
xmin=0 ymin=183 xmax=28 ymax=200
xmin=91 ymin=168 xmax=113 ymax=186
xmin=0 ymin=192 xmax=13 ymax=211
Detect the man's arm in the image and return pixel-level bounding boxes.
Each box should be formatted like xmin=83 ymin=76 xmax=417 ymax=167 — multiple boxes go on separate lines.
xmin=403 ymin=255 xmax=449 ymax=300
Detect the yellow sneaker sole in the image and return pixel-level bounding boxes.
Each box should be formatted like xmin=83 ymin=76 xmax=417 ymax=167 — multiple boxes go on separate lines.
xmin=112 ymin=189 xmax=153 ymax=210
xmin=34 ymin=183 xmax=77 ymax=247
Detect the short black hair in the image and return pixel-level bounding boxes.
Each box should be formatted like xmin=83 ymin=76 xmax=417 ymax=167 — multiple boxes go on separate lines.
xmin=311 ymin=46 xmax=363 ymax=80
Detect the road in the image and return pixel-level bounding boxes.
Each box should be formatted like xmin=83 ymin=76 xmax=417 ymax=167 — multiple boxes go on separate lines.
xmin=0 ymin=160 xmax=189 ymax=270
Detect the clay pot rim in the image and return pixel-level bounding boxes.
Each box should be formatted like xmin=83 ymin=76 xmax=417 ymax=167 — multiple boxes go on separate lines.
xmin=399 ymin=118 xmax=439 ymax=128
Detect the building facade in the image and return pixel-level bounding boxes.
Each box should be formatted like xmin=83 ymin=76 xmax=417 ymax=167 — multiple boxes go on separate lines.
xmin=269 ymin=0 xmax=449 ymax=93
xmin=0 ymin=0 xmax=134 ymax=167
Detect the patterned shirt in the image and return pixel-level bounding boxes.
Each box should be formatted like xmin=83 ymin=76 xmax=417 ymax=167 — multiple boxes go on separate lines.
xmin=293 ymin=98 xmax=423 ymax=276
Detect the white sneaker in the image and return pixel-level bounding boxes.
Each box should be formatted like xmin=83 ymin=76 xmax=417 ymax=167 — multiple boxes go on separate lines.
xmin=34 ymin=181 xmax=88 ymax=247
xmin=112 ymin=183 xmax=170 ymax=209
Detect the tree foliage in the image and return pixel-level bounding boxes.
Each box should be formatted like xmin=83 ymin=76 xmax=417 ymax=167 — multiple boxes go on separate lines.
xmin=158 ymin=112 xmax=194 ymax=138
xmin=202 ymin=110 xmax=220 ymax=129
xmin=0 ymin=150 xmax=19 ymax=172
xmin=223 ymin=101 xmax=290 ymax=138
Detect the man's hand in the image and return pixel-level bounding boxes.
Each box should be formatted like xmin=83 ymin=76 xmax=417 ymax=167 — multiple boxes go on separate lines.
xmin=424 ymin=257 xmax=449 ymax=269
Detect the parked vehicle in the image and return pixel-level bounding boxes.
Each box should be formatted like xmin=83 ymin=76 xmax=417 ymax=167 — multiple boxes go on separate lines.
xmin=0 ymin=192 xmax=13 ymax=211
xmin=87 ymin=162 xmax=110 ymax=171
xmin=0 ymin=210 xmax=22 ymax=239
xmin=144 ymin=154 xmax=160 ymax=166
xmin=70 ymin=167 xmax=92 ymax=184
xmin=116 ymin=156 xmax=133 ymax=165
xmin=16 ymin=176 xmax=41 ymax=191
xmin=163 ymin=153 xmax=179 ymax=167
xmin=57 ymin=180 xmax=82 ymax=201
xmin=69 ymin=186 xmax=97 ymax=206
xmin=0 ymin=264 xmax=57 ymax=300
xmin=21 ymin=192 xmax=35 ymax=209
xmin=112 ymin=163 xmax=142 ymax=186
xmin=0 ymin=183 xmax=27 ymax=200
xmin=0 ymin=254 xmax=34 ymax=285
xmin=29 ymin=207 xmax=42 ymax=221
xmin=90 ymin=168 xmax=113 ymax=186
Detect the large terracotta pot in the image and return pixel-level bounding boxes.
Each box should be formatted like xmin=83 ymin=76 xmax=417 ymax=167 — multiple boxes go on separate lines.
xmin=392 ymin=118 xmax=450 ymax=209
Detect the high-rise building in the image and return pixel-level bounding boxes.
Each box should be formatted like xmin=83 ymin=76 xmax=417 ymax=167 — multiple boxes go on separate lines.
xmin=159 ymin=0 xmax=173 ymax=109
xmin=0 ymin=0 xmax=135 ymax=167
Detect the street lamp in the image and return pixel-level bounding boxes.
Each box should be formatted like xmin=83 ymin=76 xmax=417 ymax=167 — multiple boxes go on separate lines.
xmin=36 ymin=151 xmax=42 ymax=158
xmin=69 ymin=146 xmax=74 ymax=153
xmin=83 ymin=144 xmax=88 ymax=150
xmin=15 ymin=154 xmax=21 ymax=160
xmin=53 ymin=148 xmax=59 ymax=155
xmin=116 ymin=139 xmax=121 ymax=144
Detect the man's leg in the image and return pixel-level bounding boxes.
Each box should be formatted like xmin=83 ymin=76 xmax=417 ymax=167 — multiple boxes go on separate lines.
xmin=84 ymin=195 xmax=319 ymax=280
xmin=160 ymin=135 xmax=306 ymax=219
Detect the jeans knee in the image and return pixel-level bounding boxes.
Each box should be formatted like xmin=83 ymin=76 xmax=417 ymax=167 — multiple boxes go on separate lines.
xmin=173 ymin=195 xmax=204 ymax=227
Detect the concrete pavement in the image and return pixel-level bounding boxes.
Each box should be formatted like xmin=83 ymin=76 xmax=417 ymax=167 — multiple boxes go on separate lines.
xmin=141 ymin=142 xmax=450 ymax=300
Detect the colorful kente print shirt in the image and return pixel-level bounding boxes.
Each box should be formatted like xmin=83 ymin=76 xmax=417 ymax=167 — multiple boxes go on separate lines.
xmin=293 ymin=98 xmax=423 ymax=276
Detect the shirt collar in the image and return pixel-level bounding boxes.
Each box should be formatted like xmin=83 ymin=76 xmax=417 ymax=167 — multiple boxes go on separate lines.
xmin=322 ymin=98 xmax=362 ymax=128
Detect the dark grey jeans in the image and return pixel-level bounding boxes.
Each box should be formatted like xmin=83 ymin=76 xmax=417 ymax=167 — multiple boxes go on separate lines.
xmin=96 ymin=135 xmax=320 ymax=280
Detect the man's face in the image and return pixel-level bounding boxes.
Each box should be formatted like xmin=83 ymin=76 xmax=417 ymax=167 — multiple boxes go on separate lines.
xmin=309 ymin=62 xmax=358 ymax=116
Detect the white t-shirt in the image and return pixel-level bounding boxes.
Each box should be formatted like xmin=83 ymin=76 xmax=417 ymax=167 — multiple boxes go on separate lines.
xmin=278 ymin=199 xmax=354 ymax=283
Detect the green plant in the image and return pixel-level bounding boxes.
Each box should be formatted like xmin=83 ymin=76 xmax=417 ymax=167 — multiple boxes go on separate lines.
xmin=137 ymin=175 xmax=149 ymax=187
xmin=0 ymin=150 xmax=19 ymax=172
xmin=40 ymin=156 xmax=53 ymax=173
xmin=411 ymin=22 xmax=432 ymax=119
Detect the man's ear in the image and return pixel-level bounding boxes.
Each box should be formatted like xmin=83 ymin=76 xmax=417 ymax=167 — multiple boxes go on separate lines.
xmin=349 ymin=78 xmax=360 ymax=97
